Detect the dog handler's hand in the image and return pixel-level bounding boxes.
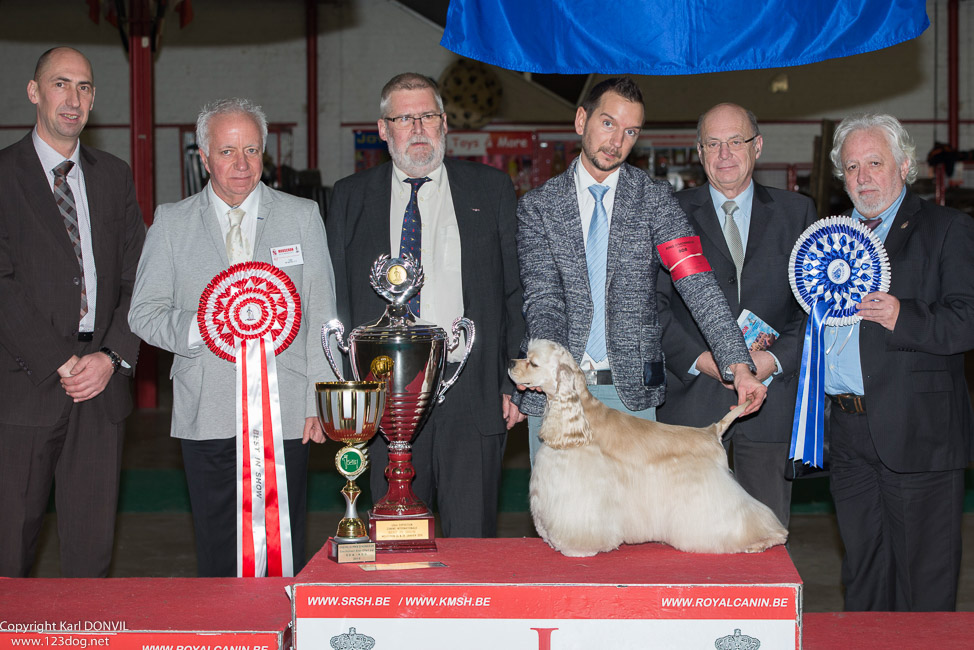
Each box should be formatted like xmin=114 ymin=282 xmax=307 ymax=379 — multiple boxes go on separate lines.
xmin=729 ymin=363 xmax=766 ymax=416
xmin=501 ymin=393 xmax=526 ymax=429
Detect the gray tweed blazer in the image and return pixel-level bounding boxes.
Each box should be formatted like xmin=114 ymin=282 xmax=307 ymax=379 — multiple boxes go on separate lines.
xmin=515 ymin=159 xmax=752 ymax=416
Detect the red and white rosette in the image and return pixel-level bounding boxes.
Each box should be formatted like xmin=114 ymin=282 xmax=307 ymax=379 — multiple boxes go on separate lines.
xmin=198 ymin=262 xmax=301 ymax=578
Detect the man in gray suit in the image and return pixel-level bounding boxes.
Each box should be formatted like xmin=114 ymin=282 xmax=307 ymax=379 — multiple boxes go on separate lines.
xmin=327 ymin=73 xmax=524 ymax=538
xmin=0 ymin=47 xmax=145 ymax=578
xmin=656 ymin=103 xmax=817 ymax=527
xmin=129 ymin=98 xmax=337 ymax=576
xmin=516 ymin=79 xmax=765 ymax=459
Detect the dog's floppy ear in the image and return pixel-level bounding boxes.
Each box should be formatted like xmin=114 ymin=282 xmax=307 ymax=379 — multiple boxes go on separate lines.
xmin=540 ymin=363 xmax=592 ymax=449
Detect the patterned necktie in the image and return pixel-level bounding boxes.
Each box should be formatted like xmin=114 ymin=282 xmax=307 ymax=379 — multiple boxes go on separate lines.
xmin=53 ymin=160 xmax=87 ymax=320
xmin=585 ymin=184 xmax=610 ymax=362
xmin=722 ymin=200 xmax=745 ymax=300
xmin=226 ymin=207 xmax=247 ymax=264
xmin=860 ymin=217 xmax=881 ymax=231
xmin=400 ymin=177 xmax=430 ymax=315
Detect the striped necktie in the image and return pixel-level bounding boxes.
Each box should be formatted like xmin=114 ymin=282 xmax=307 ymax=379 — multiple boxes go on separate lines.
xmin=722 ymin=200 xmax=744 ymax=300
xmin=53 ymin=160 xmax=87 ymax=320
xmin=585 ymin=184 xmax=610 ymax=362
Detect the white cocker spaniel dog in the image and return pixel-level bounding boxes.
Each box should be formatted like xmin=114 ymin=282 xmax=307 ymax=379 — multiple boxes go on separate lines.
xmin=510 ymin=339 xmax=788 ymax=557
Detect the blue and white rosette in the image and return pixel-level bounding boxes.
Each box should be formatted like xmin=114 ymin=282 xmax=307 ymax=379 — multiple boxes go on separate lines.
xmin=788 ymin=216 xmax=890 ymax=468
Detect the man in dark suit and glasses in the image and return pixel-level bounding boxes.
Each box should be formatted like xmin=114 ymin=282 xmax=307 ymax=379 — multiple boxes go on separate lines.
xmin=0 ymin=47 xmax=145 ymax=577
xmin=656 ymin=103 xmax=817 ymax=528
xmin=823 ymin=113 xmax=974 ymax=611
xmin=326 ymin=73 xmax=525 ymax=537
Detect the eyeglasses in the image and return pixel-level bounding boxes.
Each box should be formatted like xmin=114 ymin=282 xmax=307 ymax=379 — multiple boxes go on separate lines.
xmin=383 ymin=113 xmax=444 ymax=130
xmin=700 ymin=135 xmax=757 ymax=153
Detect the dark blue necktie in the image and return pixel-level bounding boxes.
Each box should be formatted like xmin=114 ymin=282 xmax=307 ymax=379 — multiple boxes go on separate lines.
xmin=400 ymin=177 xmax=430 ymax=315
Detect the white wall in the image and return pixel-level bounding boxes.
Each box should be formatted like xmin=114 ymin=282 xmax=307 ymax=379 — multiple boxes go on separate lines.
xmin=0 ymin=0 xmax=970 ymax=205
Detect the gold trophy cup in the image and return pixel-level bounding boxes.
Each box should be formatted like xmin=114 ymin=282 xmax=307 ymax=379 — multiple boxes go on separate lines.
xmin=315 ymin=380 xmax=386 ymax=563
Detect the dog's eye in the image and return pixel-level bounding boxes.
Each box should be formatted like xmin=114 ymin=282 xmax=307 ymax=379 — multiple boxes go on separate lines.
xmin=529 ymin=360 xmax=539 ymax=367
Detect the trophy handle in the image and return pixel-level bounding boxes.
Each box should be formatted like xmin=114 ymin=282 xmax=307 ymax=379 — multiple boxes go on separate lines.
xmin=321 ymin=319 xmax=349 ymax=382
xmin=435 ymin=317 xmax=475 ymax=404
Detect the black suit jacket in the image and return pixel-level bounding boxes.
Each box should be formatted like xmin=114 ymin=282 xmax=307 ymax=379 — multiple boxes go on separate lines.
xmin=0 ymin=133 xmax=145 ymax=426
xmin=858 ymin=190 xmax=974 ymax=471
xmin=325 ymin=159 xmax=524 ymax=434
xmin=656 ymin=182 xmax=816 ymax=442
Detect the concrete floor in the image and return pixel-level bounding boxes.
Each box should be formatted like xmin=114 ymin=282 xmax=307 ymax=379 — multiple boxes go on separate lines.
xmin=28 ymin=401 xmax=974 ymax=613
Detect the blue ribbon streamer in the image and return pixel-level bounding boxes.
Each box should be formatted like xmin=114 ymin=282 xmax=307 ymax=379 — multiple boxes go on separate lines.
xmin=790 ymin=299 xmax=830 ymax=468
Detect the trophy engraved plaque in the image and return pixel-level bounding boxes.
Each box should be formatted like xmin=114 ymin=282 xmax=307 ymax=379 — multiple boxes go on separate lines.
xmin=315 ymin=380 xmax=386 ymax=563
xmin=322 ymin=254 xmax=474 ymax=552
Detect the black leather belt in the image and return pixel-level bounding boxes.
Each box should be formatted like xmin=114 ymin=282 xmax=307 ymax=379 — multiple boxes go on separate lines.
xmin=78 ymin=332 xmax=93 ymax=342
xmin=586 ymin=369 xmax=613 ymax=385
xmin=828 ymin=393 xmax=866 ymax=415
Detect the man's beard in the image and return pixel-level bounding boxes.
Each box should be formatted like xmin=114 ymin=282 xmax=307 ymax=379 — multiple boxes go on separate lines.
xmin=582 ymin=142 xmax=624 ymax=174
xmin=848 ymin=186 xmax=888 ymax=218
xmin=388 ymin=131 xmax=446 ymax=177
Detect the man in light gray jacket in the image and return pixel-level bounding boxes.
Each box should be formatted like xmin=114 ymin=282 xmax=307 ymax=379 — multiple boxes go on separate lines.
xmin=129 ymin=98 xmax=337 ymax=576
xmin=516 ymin=78 xmax=765 ymax=460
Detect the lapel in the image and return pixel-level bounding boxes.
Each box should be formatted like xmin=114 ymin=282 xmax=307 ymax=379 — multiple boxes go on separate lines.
xmin=744 ymin=182 xmax=773 ymax=266
xmin=253 ymin=183 xmax=272 ymax=261
xmin=882 ymin=190 xmax=922 ymax=261
xmin=363 ymin=163 xmax=394 ymax=257
xmin=78 ymin=145 xmax=112 ymax=280
xmin=557 ymin=158 xmax=589 ymax=288
xmin=15 ymin=135 xmax=78 ymax=262
xmin=686 ymin=184 xmax=732 ymax=265
xmin=197 ymin=185 xmax=230 ymax=266
xmin=444 ymin=159 xmax=479 ymax=305
xmin=606 ymin=164 xmax=638 ymax=287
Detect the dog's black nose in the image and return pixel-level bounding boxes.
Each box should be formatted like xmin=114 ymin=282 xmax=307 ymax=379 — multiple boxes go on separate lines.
xmin=508 ymin=359 xmax=517 ymax=369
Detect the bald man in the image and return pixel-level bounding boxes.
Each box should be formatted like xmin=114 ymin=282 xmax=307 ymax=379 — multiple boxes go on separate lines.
xmin=0 ymin=47 xmax=145 ymax=577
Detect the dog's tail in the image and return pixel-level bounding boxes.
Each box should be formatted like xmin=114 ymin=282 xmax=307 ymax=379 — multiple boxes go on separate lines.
xmin=714 ymin=399 xmax=753 ymax=439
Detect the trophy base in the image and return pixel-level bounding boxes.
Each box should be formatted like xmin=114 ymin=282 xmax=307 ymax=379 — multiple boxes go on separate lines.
xmin=368 ymin=510 xmax=437 ymax=553
xmin=326 ymin=537 xmax=377 ymax=564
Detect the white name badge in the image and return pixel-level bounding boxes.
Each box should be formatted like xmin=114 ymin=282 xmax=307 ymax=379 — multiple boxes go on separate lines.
xmin=271 ymin=244 xmax=304 ymax=267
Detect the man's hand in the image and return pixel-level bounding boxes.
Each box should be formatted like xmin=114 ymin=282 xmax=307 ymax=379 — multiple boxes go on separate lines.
xmin=57 ymin=355 xmax=81 ymax=379
xmin=857 ymin=291 xmax=900 ymax=331
xmin=695 ymin=352 xmax=735 ymax=389
xmin=751 ymin=350 xmax=778 ymax=382
xmin=501 ymin=393 xmax=526 ymax=429
xmin=728 ymin=362 xmax=767 ymax=416
xmin=302 ymin=416 xmax=325 ymax=444
xmin=60 ymin=352 xmax=114 ymax=402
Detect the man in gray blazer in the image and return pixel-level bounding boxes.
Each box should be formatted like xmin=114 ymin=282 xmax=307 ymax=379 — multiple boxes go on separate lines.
xmin=516 ymin=79 xmax=765 ymax=459
xmin=656 ymin=103 xmax=817 ymax=527
xmin=327 ymin=73 xmax=524 ymax=538
xmin=0 ymin=47 xmax=145 ymax=578
xmin=129 ymin=98 xmax=337 ymax=576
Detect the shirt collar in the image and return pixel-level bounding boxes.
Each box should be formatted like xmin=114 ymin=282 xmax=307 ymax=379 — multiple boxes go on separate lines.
xmin=32 ymin=127 xmax=80 ymax=176
xmin=709 ymin=180 xmax=754 ymax=220
xmin=851 ymin=185 xmax=907 ymax=231
xmin=392 ymin=161 xmax=444 ymax=192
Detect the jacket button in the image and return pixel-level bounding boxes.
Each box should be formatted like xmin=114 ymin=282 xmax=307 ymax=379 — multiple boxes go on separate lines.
xmin=73 ymin=277 xmax=81 ymax=286
xmin=728 ymin=277 xmax=736 ymax=284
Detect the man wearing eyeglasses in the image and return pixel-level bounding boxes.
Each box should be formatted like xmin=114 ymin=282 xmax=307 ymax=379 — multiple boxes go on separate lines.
xmin=656 ymin=103 xmax=817 ymax=528
xmin=516 ymin=81 xmax=766 ymax=463
xmin=326 ymin=73 xmax=524 ymax=538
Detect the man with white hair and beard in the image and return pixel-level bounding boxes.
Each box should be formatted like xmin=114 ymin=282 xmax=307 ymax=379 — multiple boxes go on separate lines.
xmin=824 ymin=113 xmax=974 ymax=611
xmin=326 ymin=73 xmax=525 ymax=538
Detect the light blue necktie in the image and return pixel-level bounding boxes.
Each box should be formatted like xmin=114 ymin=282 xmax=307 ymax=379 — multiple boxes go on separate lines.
xmin=585 ymin=184 xmax=610 ymax=362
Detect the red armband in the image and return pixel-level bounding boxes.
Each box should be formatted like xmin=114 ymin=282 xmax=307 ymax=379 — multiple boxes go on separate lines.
xmin=656 ymin=236 xmax=712 ymax=281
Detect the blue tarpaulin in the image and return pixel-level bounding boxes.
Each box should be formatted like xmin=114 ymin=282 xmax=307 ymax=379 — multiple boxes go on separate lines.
xmin=440 ymin=0 xmax=929 ymax=75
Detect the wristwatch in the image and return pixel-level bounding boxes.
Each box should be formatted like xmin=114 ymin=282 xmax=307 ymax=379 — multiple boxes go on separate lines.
xmin=100 ymin=347 xmax=122 ymax=373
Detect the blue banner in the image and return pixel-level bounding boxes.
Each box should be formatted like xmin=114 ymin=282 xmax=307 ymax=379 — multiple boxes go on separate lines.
xmin=441 ymin=0 xmax=929 ymax=75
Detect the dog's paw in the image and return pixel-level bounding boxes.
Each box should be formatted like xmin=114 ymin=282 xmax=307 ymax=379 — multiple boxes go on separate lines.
xmin=743 ymin=533 xmax=788 ymax=553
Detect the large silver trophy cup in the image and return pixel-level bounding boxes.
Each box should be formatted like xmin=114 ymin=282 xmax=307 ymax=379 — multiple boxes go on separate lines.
xmin=321 ymin=255 xmax=474 ymax=551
